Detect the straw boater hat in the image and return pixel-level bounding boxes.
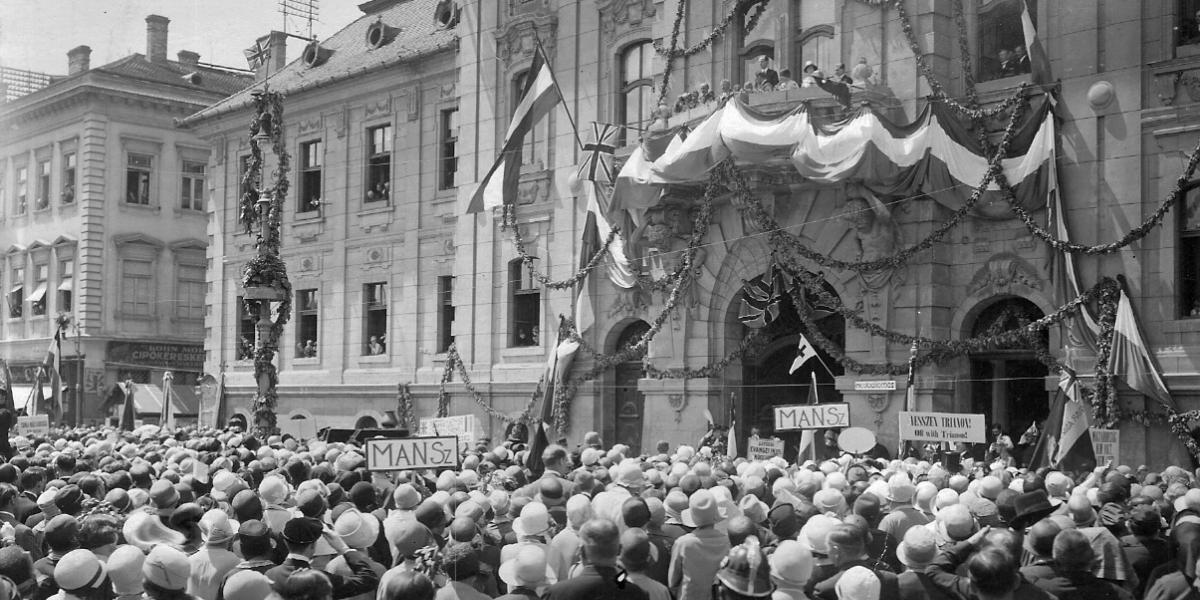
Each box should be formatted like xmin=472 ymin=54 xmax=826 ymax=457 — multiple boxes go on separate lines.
xmin=896 ymin=526 xmax=938 ymax=570
xmin=512 ymin=502 xmax=553 ymax=538
xmin=498 ymin=545 xmax=557 ymax=589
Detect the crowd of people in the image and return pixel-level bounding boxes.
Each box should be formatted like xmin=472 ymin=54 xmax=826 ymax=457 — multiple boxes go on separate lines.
xmin=0 ymin=422 xmax=1192 ymax=600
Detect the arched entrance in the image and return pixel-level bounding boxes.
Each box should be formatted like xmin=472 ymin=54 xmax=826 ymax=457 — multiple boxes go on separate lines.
xmin=612 ymin=320 xmax=650 ymax=453
xmin=968 ymin=297 xmax=1050 ymax=464
xmin=740 ymin=275 xmax=845 ymax=462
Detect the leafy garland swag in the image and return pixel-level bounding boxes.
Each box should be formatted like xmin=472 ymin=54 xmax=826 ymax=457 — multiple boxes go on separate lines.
xmin=240 ymin=91 xmax=293 ymax=438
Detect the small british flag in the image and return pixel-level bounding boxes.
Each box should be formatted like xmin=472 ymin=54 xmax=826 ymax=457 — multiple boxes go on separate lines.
xmin=577 ymin=122 xmax=617 ymax=186
xmin=243 ymin=36 xmax=271 ymax=70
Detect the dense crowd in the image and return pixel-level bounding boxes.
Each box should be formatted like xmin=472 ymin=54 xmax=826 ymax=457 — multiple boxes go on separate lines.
xmin=0 ymin=423 xmax=1193 ymax=600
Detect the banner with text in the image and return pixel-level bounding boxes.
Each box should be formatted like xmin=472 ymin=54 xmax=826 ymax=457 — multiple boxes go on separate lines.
xmin=898 ymin=411 xmax=986 ymax=443
xmin=774 ymin=403 xmax=851 ymax=431
xmin=747 ymin=437 xmax=785 ymax=461
xmin=1090 ymin=428 xmax=1119 ymax=466
xmin=13 ymin=415 xmax=49 ymax=438
xmin=419 ymin=415 xmax=478 ymax=449
xmin=366 ymin=436 xmax=459 ymax=471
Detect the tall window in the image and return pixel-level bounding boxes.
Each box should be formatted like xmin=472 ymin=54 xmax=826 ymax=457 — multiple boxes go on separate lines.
xmin=57 ymin=259 xmax=73 ymax=313
xmin=176 ymin=263 xmax=205 ymax=320
xmin=620 ymin=41 xmax=654 ymax=145
xmin=978 ymin=0 xmax=1033 ymax=81
xmin=298 ymin=141 xmax=322 ymax=212
xmin=15 ymin=166 xmax=27 ymax=215
xmin=440 ymin=109 xmax=459 ymax=190
xmin=120 ymin=259 xmax=154 ymax=316
xmin=295 ymin=288 xmax=319 ymax=358
xmin=29 ymin=264 xmax=47 ymax=316
xmin=437 ymin=275 xmax=455 ymax=352
xmin=126 ymin=153 xmax=153 ymax=205
xmin=509 ymin=259 xmax=540 ymax=347
xmin=7 ymin=267 xmax=23 ymax=318
xmin=236 ymin=296 xmax=256 ymax=360
xmin=1182 ymin=191 xmax=1200 ymax=317
xmin=35 ymin=160 xmax=51 ymax=210
xmin=363 ymin=282 xmax=387 ymax=355
xmin=365 ymin=125 xmax=392 ymax=203
xmin=181 ymin=161 xmax=206 ymax=211
xmin=61 ymin=152 xmax=76 ymax=204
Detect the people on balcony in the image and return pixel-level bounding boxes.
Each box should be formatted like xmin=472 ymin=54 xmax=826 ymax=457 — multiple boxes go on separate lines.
xmin=755 ymin=55 xmax=779 ymax=90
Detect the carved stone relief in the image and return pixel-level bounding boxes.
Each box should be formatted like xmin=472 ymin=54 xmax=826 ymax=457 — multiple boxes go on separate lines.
xmin=597 ymin=0 xmax=657 ymax=38
xmin=968 ymin=253 xmax=1042 ymax=296
xmin=495 ymin=15 xmax=557 ymax=65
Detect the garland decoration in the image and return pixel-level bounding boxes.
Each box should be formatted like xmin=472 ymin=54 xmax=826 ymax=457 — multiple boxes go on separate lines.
xmin=656 ymin=0 xmax=688 ymax=105
xmin=241 ymin=90 xmax=293 ymax=439
xmin=653 ymin=0 xmax=771 ymax=60
xmin=1169 ymin=410 xmax=1200 ymax=462
xmin=506 ymin=205 xmax=621 ymax=290
xmin=643 ymin=328 xmax=768 ymax=379
xmin=397 ymin=382 xmax=416 ymax=431
xmin=436 ymin=344 xmax=455 ymax=418
xmin=1089 ymin=282 xmax=1121 ymax=426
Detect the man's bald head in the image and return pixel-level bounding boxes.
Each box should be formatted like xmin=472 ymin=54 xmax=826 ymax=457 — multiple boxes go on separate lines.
xmin=579 ymin=519 xmax=620 ymax=566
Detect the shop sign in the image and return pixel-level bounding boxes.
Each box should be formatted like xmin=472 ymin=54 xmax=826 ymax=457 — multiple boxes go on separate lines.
xmin=366 ymin=436 xmax=459 ymax=471
xmin=898 ymin=411 xmax=986 ymax=443
xmin=1090 ymin=428 xmax=1119 ymax=466
xmin=106 ymin=342 xmax=204 ymax=371
xmin=854 ymin=380 xmax=897 ymax=391
xmin=774 ymin=403 xmax=851 ymax=431
xmin=747 ymin=436 xmax=785 ymax=461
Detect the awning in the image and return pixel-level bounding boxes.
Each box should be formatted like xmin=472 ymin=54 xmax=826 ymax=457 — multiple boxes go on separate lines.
xmin=57 ymin=279 xmax=72 ymax=292
xmin=169 ymin=384 xmax=200 ymax=415
xmin=7 ymin=285 xmax=21 ymax=296
xmin=26 ymin=284 xmax=47 ymax=303
xmin=9 ymin=385 xmax=59 ymax=413
xmin=128 ymin=383 xmax=199 ymax=416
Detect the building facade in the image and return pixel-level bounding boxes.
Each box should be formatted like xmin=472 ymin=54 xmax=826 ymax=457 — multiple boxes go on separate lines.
xmin=0 ymin=15 xmax=251 ymax=424
xmin=182 ymin=0 xmax=460 ymax=439
xmin=192 ymin=0 xmax=1200 ymax=467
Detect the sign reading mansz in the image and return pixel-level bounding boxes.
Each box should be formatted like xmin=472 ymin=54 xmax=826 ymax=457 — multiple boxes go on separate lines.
xmin=774 ymin=403 xmax=851 ymax=431
xmin=365 ymin=436 xmax=459 ymax=471
xmin=106 ymin=342 xmax=204 ymax=371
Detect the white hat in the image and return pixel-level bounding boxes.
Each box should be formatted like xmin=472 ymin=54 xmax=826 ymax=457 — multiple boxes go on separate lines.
xmin=513 ymin=502 xmax=552 ymax=538
xmin=499 ymin=545 xmax=557 ymax=588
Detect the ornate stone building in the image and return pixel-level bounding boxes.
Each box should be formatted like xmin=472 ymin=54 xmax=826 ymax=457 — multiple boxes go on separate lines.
xmin=0 ymin=15 xmax=250 ymax=423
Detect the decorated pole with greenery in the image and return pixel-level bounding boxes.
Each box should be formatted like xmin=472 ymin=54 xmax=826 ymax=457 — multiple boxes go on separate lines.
xmin=240 ymin=90 xmax=293 ymax=439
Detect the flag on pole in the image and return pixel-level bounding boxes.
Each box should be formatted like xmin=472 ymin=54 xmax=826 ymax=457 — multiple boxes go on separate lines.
xmin=0 ymin=359 xmax=14 ymax=413
xmin=904 ymin=340 xmax=919 ymax=412
xmin=1021 ymin=0 xmax=1053 ymax=85
xmin=726 ymin=405 xmax=737 ymax=459
xmin=1109 ymin=287 xmax=1173 ymax=409
xmin=161 ymin=372 xmax=176 ymax=430
xmin=527 ymin=320 xmax=579 ymax=475
xmin=1029 ymin=368 xmax=1096 ymax=471
xmin=40 ymin=327 xmax=63 ymax=421
xmin=578 ymin=123 xmax=618 ymax=186
xmin=789 ymin=332 xmax=819 ymax=375
xmin=468 ymin=42 xmax=563 ymax=213
xmin=120 ymin=381 xmax=135 ymax=431
xmin=797 ymin=372 xmax=821 ymax=462
xmin=243 ymin=35 xmax=271 ymax=70
xmin=1048 ymin=158 xmax=1099 ymax=356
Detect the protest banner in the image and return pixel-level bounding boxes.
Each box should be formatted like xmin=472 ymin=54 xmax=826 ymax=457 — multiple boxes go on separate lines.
xmin=1090 ymin=428 xmax=1119 ymax=466
xmin=12 ymin=415 xmax=48 ymax=438
xmin=774 ymin=403 xmax=850 ymax=431
xmin=747 ymin=437 xmax=785 ymax=461
xmin=898 ymin=411 xmax=986 ymax=443
xmin=366 ymin=436 xmax=459 ymax=471
xmin=418 ymin=415 xmax=478 ymax=448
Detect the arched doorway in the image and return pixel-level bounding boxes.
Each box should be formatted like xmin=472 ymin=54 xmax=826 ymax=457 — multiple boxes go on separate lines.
xmin=968 ymin=297 xmax=1050 ymax=464
xmin=612 ymin=321 xmax=650 ymax=453
xmin=740 ymin=274 xmax=845 ymax=462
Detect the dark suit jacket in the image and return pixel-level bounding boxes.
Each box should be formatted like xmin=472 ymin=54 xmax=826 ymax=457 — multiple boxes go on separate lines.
xmin=515 ymin=470 xmax=574 ymax=500
xmin=813 ymin=559 xmax=900 ymax=600
xmin=265 ymin=552 xmax=378 ymax=599
xmin=13 ymin=495 xmax=37 ymax=524
xmin=929 ymin=542 xmax=1058 ymax=600
xmin=0 ymin=511 xmax=39 ymax=561
xmin=898 ymin=570 xmax=956 ymax=600
xmin=543 ymin=565 xmax=650 ymax=600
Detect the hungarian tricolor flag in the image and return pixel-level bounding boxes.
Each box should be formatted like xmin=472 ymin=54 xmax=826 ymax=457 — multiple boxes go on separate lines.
xmin=526 ymin=319 xmax=579 ymax=476
xmin=1021 ymin=0 xmax=1053 ymax=85
xmin=1029 ymin=368 xmax=1096 ymax=472
xmin=37 ymin=327 xmax=63 ymax=421
xmin=797 ymin=372 xmax=821 ymax=462
xmin=468 ymin=42 xmax=562 ymax=213
xmin=1110 ymin=286 xmax=1173 ymax=408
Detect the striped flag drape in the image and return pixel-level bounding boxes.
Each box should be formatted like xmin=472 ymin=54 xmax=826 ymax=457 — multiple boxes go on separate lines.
xmin=1109 ymin=287 xmax=1173 ymax=409
xmin=1021 ymin=0 xmax=1053 ymax=85
xmin=161 ymin=372 xmax=176 ymax=430
xmin=468 ymin=42 xmax=563 ymax=213
xmin=39 ymin=327 xmax=63 ymax=421
xmin=797 ymin=372 xmax=821 ymax=462
xmin=1029 ymin=368 xmax=1096 ymax=472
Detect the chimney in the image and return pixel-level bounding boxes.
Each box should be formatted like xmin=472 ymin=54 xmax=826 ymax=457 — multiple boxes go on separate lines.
xmin=177 ymin=50 xmax=200 ymax=67
xmin=67 ymin=45 xmax=92 ymax=75
xmin=146 ymin=15 xmax=170 ymax=62
xmin=256 ymin=31 xmax=289 ymax=78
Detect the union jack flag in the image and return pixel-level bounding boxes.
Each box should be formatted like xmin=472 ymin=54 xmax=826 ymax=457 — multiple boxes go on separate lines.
xmin=243 ymin=36 xmax=271 ymax=70
xmin=577 ymin=123 xmax=617 ymax=186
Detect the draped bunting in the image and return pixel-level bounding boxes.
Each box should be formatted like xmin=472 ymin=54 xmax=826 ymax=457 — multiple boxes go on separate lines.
xmin=615 ymin=96 xmax=1056 ymax=220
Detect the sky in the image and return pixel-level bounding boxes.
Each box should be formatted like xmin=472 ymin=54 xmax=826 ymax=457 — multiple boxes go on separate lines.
xmin=0 ymin=0 xmax=365 ymax=74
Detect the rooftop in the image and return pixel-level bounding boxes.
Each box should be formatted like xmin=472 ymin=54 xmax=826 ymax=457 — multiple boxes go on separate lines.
xmin=179 ymin=0 xmax=456 ymax=127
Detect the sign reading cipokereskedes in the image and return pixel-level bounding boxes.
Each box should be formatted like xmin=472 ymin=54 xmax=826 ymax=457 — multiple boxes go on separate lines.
xmin=898 ymin=411 xmax=986 ymax=443
xmin=365 ymin=436 xmax=459 ymax=472
xmin=774 ymin=403 xmax=851 ymax=431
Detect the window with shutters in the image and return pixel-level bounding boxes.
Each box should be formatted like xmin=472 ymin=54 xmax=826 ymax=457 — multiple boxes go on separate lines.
xmin=120 ymin=259 xmax=154 ymax=316
xmin=58 ymin=259 xmax=73 ymax=313
xmin=61 ymin=152 xmax=76 ymax=204
xmin=176 ymin=263 xmax=205 ymax=320
xmin=7 ymin=266 xmax=22 ymax=318
xmin=438 ymin=276 xmax=455 ymax=352
xmin=181 ymin=161 xmax=206 ymax=211
xmin=363 ymin=282 xmax=387 ymax=355
xmin=125 ymin=153 xmax=153 ymax=205
xmin=29 ymin=264 xmax=47 ymax=316
xmin=295 ymin=289 xmax=319 ymax=358
xmin=298 ymin=140 xmax=322 ymax=213
xmin=365 ymin=125 xmax=391 ymax=203
xmin=35 ymin=160 xmax=50 ymax=211
xmin=509 ymin=259 xmax=540 ymax=347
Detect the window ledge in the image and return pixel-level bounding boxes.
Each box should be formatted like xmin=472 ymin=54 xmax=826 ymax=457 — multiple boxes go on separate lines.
xmin=232 ymin=359 xmax=254 ymax=368
xmin=169 ymin=316 xmax=204 ymax=325
xmin=358 ymin=354 xmax=390 ymax=364
xmin=294 ymin=210 xmax=323 ymax=223
xmin=173 ymin=208 xmax=206 ymax=218
xmin=501 ymin=346 xmax=544 ymax=358
xmin=119 ymin=203 xmax=160 ymax=214
xmin=357 ymin=203 xmax=392 ymax=216
xmin=32 ymin=204 xmax=51 ymax=214
xmin=117 ymin=311 xmax=156 ymax=321
xmin=292 ymin=357 xmax=321 ymax=367
xmin=433 ymin=188 xmax=457 ymax=203
xmin=1163 ymin=318 xmax=1200 ymax=333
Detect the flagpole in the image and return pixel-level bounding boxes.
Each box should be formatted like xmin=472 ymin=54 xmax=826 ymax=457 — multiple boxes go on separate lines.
xmin=532 ymin=35 xmax=583 ymax=152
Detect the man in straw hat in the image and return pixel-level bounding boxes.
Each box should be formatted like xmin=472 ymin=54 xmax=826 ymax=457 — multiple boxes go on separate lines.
xmin=895 ymin=526 xmax=952 ymax=600
xmin=187 ymin=509 xmax=240 ymax=599
xmin=543 ymin=519 xmax=648 ymax=600
xmin=669 ymin=488 xmax=730 ymax=600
